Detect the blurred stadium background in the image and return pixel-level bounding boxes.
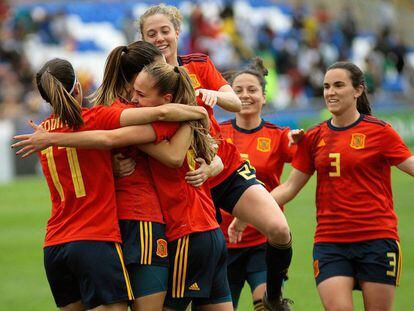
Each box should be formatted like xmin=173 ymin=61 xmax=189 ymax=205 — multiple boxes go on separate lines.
xmin=0 ymin=0 xmax=413 ymax=310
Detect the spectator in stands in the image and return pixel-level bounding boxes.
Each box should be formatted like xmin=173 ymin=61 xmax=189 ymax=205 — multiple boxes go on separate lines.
xmin=339 ymin=4 xmax=357 ymax=58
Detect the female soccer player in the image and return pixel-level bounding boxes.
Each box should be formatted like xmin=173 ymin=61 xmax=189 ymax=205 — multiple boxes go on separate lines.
xmin=271 ymin=61 xmax=414 ymax=311
xmin=24 ymin=57 xmax=208 ymax=311
xmin=13 ymin=41 xmax=212 ymax=311
xmin=31 ymin=61 xmax=231 ymax=310
xmin=219 ymin=58 xmax=299 ymax=310
xmin=132 ymin=62 xmax=233 ymax=311
xmin=139 ymin=5 xmax=293 ymax=309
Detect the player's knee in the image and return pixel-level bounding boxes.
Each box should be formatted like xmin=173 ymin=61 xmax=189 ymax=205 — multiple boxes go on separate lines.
xmin=321 ymin=294 xmax=353 ymax=311
xmin=266 ymin=221 xmax=291 ymax=245
xmin=323 ymin=303 xmax=353 ymax=311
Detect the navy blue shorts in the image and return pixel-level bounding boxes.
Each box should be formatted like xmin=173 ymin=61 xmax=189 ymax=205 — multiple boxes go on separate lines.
xmin=211 ymin=161 xmax=262 ymax=221
xmin=227 ymin=244 xmax=267 ymax=307
xmin=119 ymin=220 xmax=169 ymax=298
xmin=313 ymin=239 xmax=402 ymax=289
xmin=44 ymin=241 xmax=133 ymax=309
xmin=127 ymin=264 xmax=168 ymax=298
xmin=119 ymin=220 xmax=169 ymax=267
xmin=164 ymin=229 xmax=231 ymax=309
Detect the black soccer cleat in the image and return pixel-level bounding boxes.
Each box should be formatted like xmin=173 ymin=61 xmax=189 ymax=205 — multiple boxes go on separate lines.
xmin=263 ymin=292 xmax=294 ymax=311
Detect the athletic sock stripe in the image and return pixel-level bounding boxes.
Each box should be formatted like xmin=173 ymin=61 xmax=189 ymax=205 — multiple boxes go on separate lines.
xmin=269 ymin=236 xmax=292 ymax=249
xmin=253 ymin=300 xmax=265 ymax=311
xmin=115 ymin=243 xmax=134 ymax=300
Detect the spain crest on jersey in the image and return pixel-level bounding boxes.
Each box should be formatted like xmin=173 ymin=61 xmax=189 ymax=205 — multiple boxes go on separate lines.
xmin=257 ymin=137 xmax=271 ymax=152
xmin=350 ymin=133 xmax=366 ymax=149
xmin=188 ymin=73 xmax=201 ymax=89
xmin=156 ymin=239 xmax=168 ymax=258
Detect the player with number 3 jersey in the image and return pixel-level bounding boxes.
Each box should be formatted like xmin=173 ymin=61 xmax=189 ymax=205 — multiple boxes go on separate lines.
xmin=271 ymin=61 xmax=414 ymax=311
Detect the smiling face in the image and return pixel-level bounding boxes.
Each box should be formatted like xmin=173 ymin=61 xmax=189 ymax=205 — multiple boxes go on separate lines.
xmin=323 ymin=68 xmax=363 ymax=116
xmin=232 ymin=73 xmax=266 ymax=117
xmin=142 ymin=14 xmax=179 ymax=65
xmin=131 ymin=70 xmax=172 ymax=107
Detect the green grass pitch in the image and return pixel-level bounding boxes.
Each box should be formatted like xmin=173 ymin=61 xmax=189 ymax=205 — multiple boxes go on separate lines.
xmin=0 ymin=167 xmax=412 ymax=310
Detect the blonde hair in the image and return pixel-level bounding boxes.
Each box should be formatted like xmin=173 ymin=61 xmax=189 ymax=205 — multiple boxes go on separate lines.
xmin=36 ymin=58 xmax=83 ymax=129
xmin=144 ymin=62 xmax=216 ymax=163
xmin=139 ymin=4 xmax=183 ymax=38
xmin=89 ymin=41 xmax=163 ymax=106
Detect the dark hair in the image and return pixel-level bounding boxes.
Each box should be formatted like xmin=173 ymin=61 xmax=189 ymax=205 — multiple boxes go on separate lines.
xmin=36 ymin=58 xmax=83 ymax=129
xmin=327 ymin=61 xmax=372 ymax=115
xmin=90 ymin=40 xmax=163 ymax=106
xmin=228 ymin=57 xmax=268 ymax=94
xmin=143 ymin=62 xmax=216 ymax=163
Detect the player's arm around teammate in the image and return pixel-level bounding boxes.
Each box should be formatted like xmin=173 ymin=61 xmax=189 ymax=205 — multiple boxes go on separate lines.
xmin=13 ymin=41 xmax=212 ymax=311
xmin=131 ymin=62 xmax=233 ymax=311
xmin=139 ymin=7 xmax=295 ymax=310
xmin=24 ymin=58 xmax=139 ymax=311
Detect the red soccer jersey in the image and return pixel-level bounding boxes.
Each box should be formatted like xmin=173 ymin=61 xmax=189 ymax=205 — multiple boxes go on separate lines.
xmin=111 ymin=100 xmax=164 ymax=223
xmin=148 ymin=121 xmax=219 ymax=242
xmin=179 ymin=53 xmax=244 ymax=188
xmin=292 ymin=115 xmax=412 ymax=243
xmin=39 ymin=106 xmax=124 ymax=247
xmin=219 ymin=119 xmax=296 ymax=248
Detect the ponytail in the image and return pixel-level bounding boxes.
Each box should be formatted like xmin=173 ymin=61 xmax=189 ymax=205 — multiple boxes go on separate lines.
xmin=89 ymin=41 xmax=163 ymax=106
xmin=89 ymin=46 xmax=128 ymax=106
xmin=356 ymin=92 xmax=372 ymax=115
xmin=174 ymin=67 xmax=216 ymax=164
xmin=144 ymin=63 xmax=216 ymax=163
xmin=36 ymin=58 xmax=83 ymax=129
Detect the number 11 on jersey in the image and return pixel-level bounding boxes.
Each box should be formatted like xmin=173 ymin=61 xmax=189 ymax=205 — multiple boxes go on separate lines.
xmin=41 ymin=147 xmax=86 ymax=201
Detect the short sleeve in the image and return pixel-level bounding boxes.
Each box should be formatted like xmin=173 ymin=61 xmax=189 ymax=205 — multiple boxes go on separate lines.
xmin=381 ymin=124 xmax=412 ymax=166
xmin=151 ymin=122 xmax=180 ymax=144
xmin=292 ymin=131 xmax=316 ymax=175
xmin=92 ymin=105 xmax=124 ymax=130
xmin=202 ymin=56 xmax=228 ymax=91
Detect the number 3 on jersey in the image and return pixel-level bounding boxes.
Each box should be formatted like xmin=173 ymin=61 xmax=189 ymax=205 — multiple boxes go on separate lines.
xmin=41 ymin=147 xmax=86 ymax=201
xmin=329 ymin=153 xmax=341 ymax=177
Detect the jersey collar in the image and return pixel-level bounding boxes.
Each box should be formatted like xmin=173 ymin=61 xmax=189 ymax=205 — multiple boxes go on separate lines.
xmin=232 ymin=118 xmax=266 ymax=134
xmin=327 ymin=114 xmax=364 ymax=131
